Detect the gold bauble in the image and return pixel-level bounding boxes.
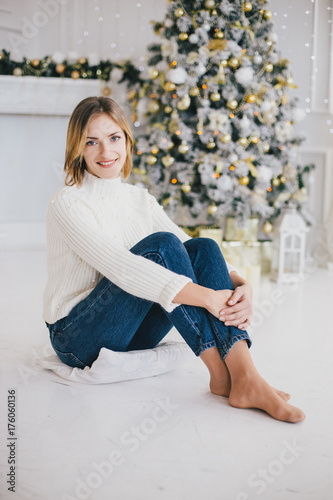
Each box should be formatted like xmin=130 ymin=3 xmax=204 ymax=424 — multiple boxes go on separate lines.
xmin=208 ymin=204 xmax=218 ymax=215
xmin=0 ymin=53 xmax=3 ymax=60
xmin=205 ymin=0 xmax=215 ymax=8
xmin=251 ymin=136 xmax=259 ymax=143
xmin=164 ymin=81 xmax=176 ymax=92
xmin=279 ymin=175 xmax=286 ymax=183
xmin=210 ymin=91 xmax=221 ymax=102
xmin=175 ymin=7 xmax=185 ymax=17
xmin=221 ymin=134 xmax=231 ymax=143
xmin=246 ymin=94 xmax=256 ymax=104
xmin=214 ymin=31 xmax=224 ymax=39
xmin=229 ymin=58 xmax=239 ymax=69
xmin=177 ymin=94 xmax=191 ymax=110
xmin=207 ymin=141 xmax=216 ymax=149
xmin=165 ymin=105 xmax=173 ymax=113
xmin=181 ymin=183 xmax=191 ymax=193
xmin=178 ymin=141 xmax=190 ymax=154
xmin=71 ymin=70 xmax=80 ymax=79
xmin=239 ymin=176 xmax=250 ymax=186
xmin=212 ymin=9 xmax=218 ymax=15
xmin=147 ymin=155 xmax=158 ymax=165
xmin=148 ymin=100 xmax=160 ymax=114
xmin=102 ymin=86 xmax=111 ymax=96
xmin=272 ymin=177 xmax=280 ymax=187
xmin=243 ymin=2 xmax=252 ymax=12
xmin=78 ymin=57 xmax=87 ymax=65
xmin=263 ymin=10 xmax=272 ymax=20
xmin=189 ymin=86 xmax=200 ymax=96
xmin=127 ymin=90 xmax=136 ymax=101
xmin=179 ymin=33 xmax=189 ymax=41
xmin=262 ymin=221 xmax=273 ymax=234
xmin=221 ymin=60 xmax=228 ymax=67
xmin=238 ymin=137 xmax=248 ymax=146
xmin=227 ymin=99 xmax=238 ymax=110
xmin=13 ymin=67 xmax=23 ymax=76
xmin=55 ymin=63 xmax=65 ymax=74
xmin=161 ymin=154 xmax=175 ymax=168
xmin=31 ymin=58 xmax=40 ymax=67
xmin=265 ymin=63 xmax=273 ymax=73
xmin=149 ymin=68 xmax=159 ymax=79
xmin=161 ymin=154 xmax=174 ymax=168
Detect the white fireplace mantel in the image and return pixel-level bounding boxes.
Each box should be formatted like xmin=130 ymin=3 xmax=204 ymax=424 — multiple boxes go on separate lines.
xmin=0 ymin=75 xmax=104 ymax=116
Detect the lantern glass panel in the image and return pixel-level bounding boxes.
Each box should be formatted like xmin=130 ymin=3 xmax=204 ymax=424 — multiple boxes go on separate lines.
xmin=293 ymin=235 xmax=301 ymax=249
xmin=285 ymin=234 xmax=292 ymax=249
xmin=284 ymin=251 xmax=300 ymax=274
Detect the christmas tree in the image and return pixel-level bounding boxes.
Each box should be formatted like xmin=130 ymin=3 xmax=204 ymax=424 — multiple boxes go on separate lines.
xmin=125 ymin=0 xmax=314 ymax=232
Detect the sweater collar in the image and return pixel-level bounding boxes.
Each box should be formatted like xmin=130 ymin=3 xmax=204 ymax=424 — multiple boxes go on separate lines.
xmin=81 ymin=170 xmax=122 ymax=197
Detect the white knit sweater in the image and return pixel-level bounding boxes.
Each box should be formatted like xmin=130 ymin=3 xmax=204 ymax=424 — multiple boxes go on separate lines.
xmin=43 ymin=171 xmax=237 ymax=324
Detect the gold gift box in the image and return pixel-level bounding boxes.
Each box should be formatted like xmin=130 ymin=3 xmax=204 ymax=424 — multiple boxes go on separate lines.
xmin=224 ymin=216 xmax=259 ymax=242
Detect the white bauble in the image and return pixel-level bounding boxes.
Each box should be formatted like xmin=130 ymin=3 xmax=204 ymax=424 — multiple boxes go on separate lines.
xmin=229 ymin=153 xmax=238 ymax=163
xmin=239 ymin=116 xmax=251 ymax=133
xmin=293 ymin=107 xmax=306 ymax=122
xmin=165 ymin=19 xmax=173 ymax=27
xmin=218 ymin=175 xmax=233 ymax=191
xmin=67 ymin=51 xmax=79 ymax=64
xmin=189 ymin=33 xmax=199 ymax=44
xmin=256 ymin=165 xmax=272 ymax=184
xmin=87 ymin=53 xmax=100 ymax=66
xmin=235 ymin=67 xmax=255 ymax=86
xmin=52 ymin=51 xmax=65 ymax=64
xmin=270 ymin=33 xmax=278 ymax=43
xmin=165 ymin=67 xmax=187 ymax=84
xmin=203 ymin=23 xmax=210 ymax=31
xmin=261 ymin=100 xmax=272 ymax=112
xmin=196 ymin=63 xmax=206 ymax=76
xmin=253 ymin=54 xmax=262 ymax=65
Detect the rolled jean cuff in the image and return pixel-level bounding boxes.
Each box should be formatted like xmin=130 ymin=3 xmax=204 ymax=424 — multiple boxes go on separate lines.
xmin=221 ymin=333 xmax=252 ymax=361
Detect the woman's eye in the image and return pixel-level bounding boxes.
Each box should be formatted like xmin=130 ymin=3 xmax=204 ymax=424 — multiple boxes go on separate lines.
xmin=111 ymin=135 xmax=121 ymax=142
xmin=86 ymin=140 xmax=97 ymax=146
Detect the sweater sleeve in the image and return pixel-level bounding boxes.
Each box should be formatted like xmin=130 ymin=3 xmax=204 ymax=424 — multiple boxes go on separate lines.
xmin=48 ymin=193 xmax=192 ymax=312
xmin=148 ymin=193 xmax=241 ymax=276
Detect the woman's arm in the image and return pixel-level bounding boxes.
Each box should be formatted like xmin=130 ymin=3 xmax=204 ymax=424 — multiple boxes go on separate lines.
xmin=172 ymin=282 xmax=233 ymax=319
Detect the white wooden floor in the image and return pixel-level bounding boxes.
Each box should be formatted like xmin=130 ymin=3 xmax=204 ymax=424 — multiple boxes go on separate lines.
xmin=0 ymin=250 xmax=332 ymax=500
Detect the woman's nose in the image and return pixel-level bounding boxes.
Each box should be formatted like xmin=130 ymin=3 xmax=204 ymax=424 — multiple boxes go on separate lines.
xmin=100 ymin=141 xmax=113 ymax=157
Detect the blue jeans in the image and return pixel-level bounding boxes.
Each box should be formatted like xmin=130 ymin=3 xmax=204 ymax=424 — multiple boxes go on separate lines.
xmin=46 ymin=232 xmax=251 ymax=369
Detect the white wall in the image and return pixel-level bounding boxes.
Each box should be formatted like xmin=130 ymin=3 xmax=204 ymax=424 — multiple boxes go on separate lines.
xmin=0 ymin=0 xmax=332 ymax=257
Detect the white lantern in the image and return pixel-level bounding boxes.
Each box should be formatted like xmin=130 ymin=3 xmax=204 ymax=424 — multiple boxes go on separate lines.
xmin=270 ymin=205 xmax=309 ymax=284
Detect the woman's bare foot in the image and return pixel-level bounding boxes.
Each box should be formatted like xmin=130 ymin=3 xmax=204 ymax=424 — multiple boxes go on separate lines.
xmin=209 ymin=379 xmax=290 ymax=401
xmin=228 ymin=375 xmax=305 ymax=423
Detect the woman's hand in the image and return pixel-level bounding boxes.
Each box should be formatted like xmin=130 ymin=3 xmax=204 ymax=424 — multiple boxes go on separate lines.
xmin=205 ymin=289 xmax=234 ymax=319
xmin=218 ymin=284 xmax=253 ymax=330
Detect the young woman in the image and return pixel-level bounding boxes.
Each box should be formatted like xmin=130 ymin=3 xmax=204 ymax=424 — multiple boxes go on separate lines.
xmin=43 ymin=96 xmax=305 ymax=423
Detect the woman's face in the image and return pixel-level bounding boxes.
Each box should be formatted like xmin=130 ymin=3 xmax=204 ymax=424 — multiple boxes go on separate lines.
xmin=83 ymin=113 xmax=127 ymax=179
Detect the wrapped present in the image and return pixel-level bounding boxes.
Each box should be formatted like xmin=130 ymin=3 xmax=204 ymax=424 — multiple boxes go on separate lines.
xmin=260 ymin=240 xmax=273 ymax=274
xmin=198 ymin=227 xmax=223 ymax=247
xmin=221 ymin=241 xmax=262 ymax=289
xmin=225 ymin=216 xmax=259 ymax=242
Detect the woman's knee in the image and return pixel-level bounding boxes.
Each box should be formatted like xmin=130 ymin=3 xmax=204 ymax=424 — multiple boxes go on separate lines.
xmin=185 ymin=237 xmax=222 ymax=258
xmin=130 ymin=231 xmax=185 ymax=258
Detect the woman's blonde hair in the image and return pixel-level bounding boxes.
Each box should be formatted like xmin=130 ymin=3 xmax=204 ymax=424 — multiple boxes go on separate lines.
xmin=64 ymin=96 xmax=134 ymax=187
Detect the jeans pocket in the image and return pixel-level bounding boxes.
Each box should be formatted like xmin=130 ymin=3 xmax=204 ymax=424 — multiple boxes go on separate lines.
xmin=51 ymin=345 xmax=87 ymax=369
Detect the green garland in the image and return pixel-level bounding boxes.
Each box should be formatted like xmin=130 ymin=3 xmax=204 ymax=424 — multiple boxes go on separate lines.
xmin=0 ymin=49 xmax=143 ymax=83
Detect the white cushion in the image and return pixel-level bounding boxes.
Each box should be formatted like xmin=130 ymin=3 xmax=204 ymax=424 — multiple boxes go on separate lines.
xmin=35 ymin=341 xmax=193 ymax=384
